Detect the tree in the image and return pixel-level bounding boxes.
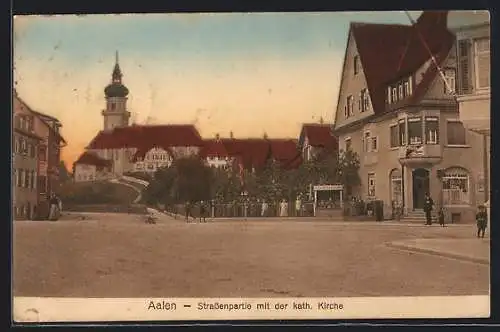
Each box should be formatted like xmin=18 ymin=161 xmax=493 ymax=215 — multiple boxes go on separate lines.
xmin=337 ymin=148 xmax=361 ymax=197
xmin=59 ymin=161 xmax=71 ymax=183
xmin=142 ymin=156 xmax=212 ymax=205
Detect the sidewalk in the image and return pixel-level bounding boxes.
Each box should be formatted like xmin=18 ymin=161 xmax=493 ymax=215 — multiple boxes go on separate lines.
xmin=387 ymin=238 xmax=490 ymax=265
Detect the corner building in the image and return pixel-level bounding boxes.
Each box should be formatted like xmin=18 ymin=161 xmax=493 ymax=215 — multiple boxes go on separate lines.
xmin=333 ymin=11 xmax=487 ymax=223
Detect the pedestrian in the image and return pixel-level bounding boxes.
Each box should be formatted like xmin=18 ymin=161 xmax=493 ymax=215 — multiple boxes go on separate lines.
xmin=295 ymin=196 xmax=302 ymax=217
xmin=438 ymin=207 xmax=445 ymax=227
xmin=476 ymin=205 xmax=488 ymax=238
xmin=48 ymin=194 xmax=60 ymax=221
xmin=261 ymin=199 xmax=268 ymax=217
xmin=199 ymin=201 xmax=206 ymax=223
xmin=280 ymin=199 xmax=288 ymax=217
xmin=423 ymin=193 xmax=434 ymax=225
xmin=185 ymin=201 xmax=192 ymax=223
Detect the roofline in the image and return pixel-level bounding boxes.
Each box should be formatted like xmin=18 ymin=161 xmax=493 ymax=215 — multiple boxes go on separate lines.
xmin=333 ymin=26 xmax=353 ymax=129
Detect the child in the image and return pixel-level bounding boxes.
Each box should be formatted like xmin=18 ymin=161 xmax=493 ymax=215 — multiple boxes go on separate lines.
xmin=438 ymin=207 xmax=445 ymax=227
xmin=476 ymin=205 xmax=488 ymax=238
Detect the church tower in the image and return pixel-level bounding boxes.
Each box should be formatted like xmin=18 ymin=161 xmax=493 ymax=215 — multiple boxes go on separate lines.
xmin=102 ymin=51 xmax=130 ymax=131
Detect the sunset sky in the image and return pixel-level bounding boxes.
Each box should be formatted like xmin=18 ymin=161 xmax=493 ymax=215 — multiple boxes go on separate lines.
xmin=13 ymin=11 xmax=421 ymax=166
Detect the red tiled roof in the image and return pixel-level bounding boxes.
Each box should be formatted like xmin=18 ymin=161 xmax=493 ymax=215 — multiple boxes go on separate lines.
xmin=268 ymin=139 xmax=302 ymax=170
xmin=199 ymin=139 xmax=230 ymax=158
xmin=299 ymin=124 xmax=338 ymax=151
xmin=74 ymin=151 xmax=112 ymax=168
xmin=221 ymin=138 xmax=271 ymax=170
xmin=86 ymin=124 xmax=204 ymax=150
xmin=351 ymin=11 xmax=454 ymax=115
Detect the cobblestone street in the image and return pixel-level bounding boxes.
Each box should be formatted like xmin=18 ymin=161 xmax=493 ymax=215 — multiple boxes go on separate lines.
xmin=13 ymin=214 xmax=489 ymax=298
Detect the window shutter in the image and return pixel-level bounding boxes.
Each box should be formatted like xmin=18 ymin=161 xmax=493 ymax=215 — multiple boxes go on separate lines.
xmin=458 ymin=40 xmax=472 ymax=94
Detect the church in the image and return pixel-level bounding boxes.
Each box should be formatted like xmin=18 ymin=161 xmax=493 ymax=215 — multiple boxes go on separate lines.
xmin=73 ymin=53 xmax=206 ymax=182
xmin=73 ymin=53 xmax=310 ymax=183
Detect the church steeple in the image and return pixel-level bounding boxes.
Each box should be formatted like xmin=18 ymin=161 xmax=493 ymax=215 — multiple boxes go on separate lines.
xmin=102 ymin=51 xmax=131 ymax=131
xmin=112 ymin=51 xmax=123 ymax=84
xmin=104 ymin=50 xmax=129 ymax=98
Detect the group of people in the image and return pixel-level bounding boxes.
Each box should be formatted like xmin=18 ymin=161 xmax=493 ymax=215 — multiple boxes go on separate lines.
xmin=48 ymin=193 xmax=63 ymax=221
xmin=184 ymin=201 xmax=208 ymax=223
xmin=423 ymin=193 xmax=488 ymax=238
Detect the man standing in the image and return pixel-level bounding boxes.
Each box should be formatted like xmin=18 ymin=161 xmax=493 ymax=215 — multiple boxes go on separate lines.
xmin=199 ymin=201 xmax=207 ymax=223
xmin=423 ymin=193 xmax=434 ymax=225
xmin=185 ymin=201 xmax=192 ymax=223
xmin=476 ymin=205 xmax=488 ymax=238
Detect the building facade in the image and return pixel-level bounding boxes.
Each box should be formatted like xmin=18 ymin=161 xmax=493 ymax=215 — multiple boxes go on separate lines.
xmin=447 ymin=10 xmax=490 ymax=217
xmin=73 ymin=152 xmax=113 ymax=182
xmin=298 ymin=123 xmax=339 ymax=162
xmin=13 ymin=95 xmax=42 ymax=220
xmin=333 ymin=11 xmax=485 ymax=222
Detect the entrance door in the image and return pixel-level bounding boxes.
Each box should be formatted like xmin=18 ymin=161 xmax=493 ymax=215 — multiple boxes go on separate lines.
xmin=412 ymin=168 xmax=430 ymax=210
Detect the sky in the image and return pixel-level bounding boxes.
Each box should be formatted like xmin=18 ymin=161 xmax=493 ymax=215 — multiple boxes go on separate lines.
xmin=13 ymin=11 xmax=422 ymax=166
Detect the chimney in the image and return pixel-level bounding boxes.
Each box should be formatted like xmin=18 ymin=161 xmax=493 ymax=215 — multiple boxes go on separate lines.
xmin=263 ymin=132 xmax=268 ymax=139
xmin=319 ymin=116 xmax=324 ymax=124
xmin=215 ymin=133 xmax=220 ymax=141
xmin=229 ymin=131 xmax=234 ymax=139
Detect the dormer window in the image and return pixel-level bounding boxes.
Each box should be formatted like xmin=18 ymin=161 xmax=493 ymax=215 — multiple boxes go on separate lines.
xmin=398 ymin=84 xmax=404 ymax=100
xmin=392 ymin=87 xmax=397 ymax=103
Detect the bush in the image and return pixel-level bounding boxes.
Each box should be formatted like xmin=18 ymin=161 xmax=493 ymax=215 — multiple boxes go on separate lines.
xmin=59 ymin=181 xmax=139 ymax=206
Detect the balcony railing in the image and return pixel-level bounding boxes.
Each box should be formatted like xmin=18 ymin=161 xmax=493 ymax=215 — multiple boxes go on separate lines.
xmin=397 ymin=144 xmax=442 ymax=165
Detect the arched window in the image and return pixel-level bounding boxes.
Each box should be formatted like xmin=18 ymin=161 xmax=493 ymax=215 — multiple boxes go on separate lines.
xmin=389 ymin=168 xmax=402 ymax=204
xmin=442 ymin=167 xmax=470 ymax=205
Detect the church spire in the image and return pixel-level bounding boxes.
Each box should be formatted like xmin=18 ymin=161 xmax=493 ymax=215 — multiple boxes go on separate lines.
xmin=112 ymin=50 xmax=122 ymax=84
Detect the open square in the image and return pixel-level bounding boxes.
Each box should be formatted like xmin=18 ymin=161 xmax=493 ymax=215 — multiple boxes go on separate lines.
xmin=13 ymin=214 xmax=489 ymax=298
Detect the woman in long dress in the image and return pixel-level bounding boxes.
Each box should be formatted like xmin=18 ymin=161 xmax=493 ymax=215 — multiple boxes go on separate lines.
xmin=280 ymin=199 xmax=288 ymax=217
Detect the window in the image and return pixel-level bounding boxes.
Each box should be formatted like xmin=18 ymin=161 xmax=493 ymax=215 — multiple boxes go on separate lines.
xmin=15 ymin=169 xmax=19 ymax=187
xmin=444 ymin=69 xmax=456 ymax=95
xmin=14 ymin=137 xmax=19 ymax=154
xmin=442 ymin=167 xmax=470 ymax=205
xmin=39 ymin=145 xmax=47 ymax=161
xmin=408 ymin=117 xmax=422 ymax=145
xmin=361 ymin=89 xmax=370 ymax=112
xmin=392 ymin=87 xmax=397 ymax=103
xmin=26 ymin=170 xmax=31 ymax=189
xmin=404 ymin=80 xmax=411 ymax=97
xmin=31 ymin=171 xmax=36 ymax=189
xmin=38 ymin=176 xmax=47 ymax=192
xmin=364 ymin=132 xmax=371 ymax=152
xmin=20 ymin=116 xmax=26 ymax=131
xmin=30 ymin=144 xmax=36 ymax=158
xmin=390 ymin=125 xmax=399 ymax=148
xmin=344 ymin=138 xmax=352 ymax=151
xmin=387 ymin=87 xmax=392 ymax=104
xmin=346 ymin=95 xmax=354 ymax=117
xmin=368 ymin=173 xmax=376 ymax=197
xmin=26 ymin=143 xmax=32 ymax=157
xmin=474 ymin=38 xmax=490 ymax=89
xmin=20 ymin=139 xmax=27 ymax=155
xmin=447 ymin=121 xmax=466 ymax=145
xmin=20 ymin=169 xmax=25 ymax=188
xmin=114 ymin=150 xmax=119 ymax=160
xmin=111 ymin=102 xmax=116 ymax=110
xmin=371 ymin=136 xmax=378 ymax=151
xmin=354 ymin=55 xmax=360 ymax=75
xmin=390 ymin=169 xmax=402 ymax=204
xmin=425 ymin=117 xmax=439 ymax=144
xmin=14 ymin=115 xmax=21 ymax=129
xmin=458 ymin=39 xmax=471 ymax=94
xmin=398 ymin=84 xmax=404 ymax=100
xmin=398 ymin=119 xmax=406 ymax=146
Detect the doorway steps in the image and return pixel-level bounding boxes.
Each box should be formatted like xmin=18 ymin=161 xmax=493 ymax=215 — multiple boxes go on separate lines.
xmin=401 ymin=209 xmax=436 ymax=224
